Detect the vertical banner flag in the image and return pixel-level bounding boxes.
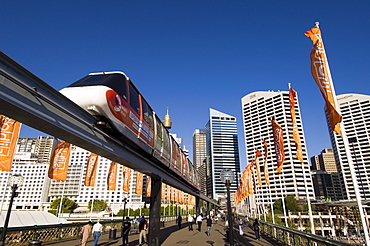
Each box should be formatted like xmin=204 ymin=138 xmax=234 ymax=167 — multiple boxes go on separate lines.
xmin=84 ymin=153 xmax=99 ymax=186
xmin=107 ymin=162 xmax=118 ymax=190
xmin=146 ymin=176 xmax=151 ymax=197
xmin=271 ymin=119 xmax=285 ymax=173
xmin=255 ymin=149 xmax=263 ymax=187
xmin=48 ymin=141 xmax=71 ymax=181
xmin=263 ymin=139 xmax=270 ymax=185
xmin=122 ymin=166 xmax=131 ymax=193
xmin=289 ymin=87 xmax=304 ymax=162
xmin=135 ymin=171 xmax=143 ymax=195
xmin=161 ymin=183 xmax=166 ymax=200
xmin=305 ymin=24 xmax=342 ymax=135
xmin=0 ymin=115 xmax=21 ymax=171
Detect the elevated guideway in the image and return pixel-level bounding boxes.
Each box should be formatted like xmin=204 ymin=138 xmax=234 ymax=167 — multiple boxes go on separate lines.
xmin=0 ymin=51 xmax=217 ymax=245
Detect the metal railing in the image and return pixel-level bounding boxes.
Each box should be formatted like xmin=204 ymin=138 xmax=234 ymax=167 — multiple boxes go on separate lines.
xmin=0 ymin=216 xmax=177 ymax=245
xmin=257 ymin=220 xmax=356 ymax=246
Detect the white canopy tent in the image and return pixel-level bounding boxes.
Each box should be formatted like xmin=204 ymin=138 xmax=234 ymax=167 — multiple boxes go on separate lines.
xmin=0 ymin=211 xmax=68 ymax=227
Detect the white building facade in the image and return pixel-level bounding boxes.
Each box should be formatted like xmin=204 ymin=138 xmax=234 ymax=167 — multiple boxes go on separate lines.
xmin=241 ymin=91 xmax=315 ymax=206
xmin=328 ymin=93 xmax=370 ymax=200
xmin=49 ymin=145 xmax=144 ymax=214
xmin=0 ymin=136 xmax=58 ymax=211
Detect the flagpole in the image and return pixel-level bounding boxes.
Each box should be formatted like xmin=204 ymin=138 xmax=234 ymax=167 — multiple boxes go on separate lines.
xmin=315 ymin=22 xmax=370 ymax=245
xmin=57 ymin=180 xmax=66 ymax=223
xmin=289 ymin=83 xmax=315 ymax=234
xmin=278 ymin=174 xmax=288 ymax=227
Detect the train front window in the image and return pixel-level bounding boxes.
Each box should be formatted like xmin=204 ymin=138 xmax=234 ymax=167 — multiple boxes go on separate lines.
xmin=68 ymin=74 xmax=107 ymax=87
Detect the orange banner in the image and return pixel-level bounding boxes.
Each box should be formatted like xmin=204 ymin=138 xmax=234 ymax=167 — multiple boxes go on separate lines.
xmin=255 ymin=149 xmax=262 ymax=188
xmin=305 ymin=25 xmax=342 ymax=135
xmin=107 ymin=162 xmax=118 ymax=190
xmin=289 ymin=87 xmax=304 ymax=162
xmin=271 ymin=119 xmax=285 ymax=173
xmin=84 ymin=153 xmax=99 ymax=186
xmin=0 ymin=115 xmax=21 ymax=171
xmin=48 ymin=141 xmax=71 ymax=181
xmin=122 ymin=166 xmax=131 ymax=193
xmin=146 ymin=176 xmax=151 ymax=197
xmin=263 ymin=139 xmax=270 ymax=185
xmin=135 ymin=171 xmax=143 ymax=195
xmin=161 ymin=183 xmax=166 ymax=200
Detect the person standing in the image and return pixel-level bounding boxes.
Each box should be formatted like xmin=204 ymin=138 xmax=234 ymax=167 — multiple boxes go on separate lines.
xmin=177 ymin=214 xmax=183 ymax=229
xmin=239 ymin=218 xmax=245 ymax=236
xmin=188 ymin=215 xmax=194 ymax=231
xmin=92 ymin=219 xmax=103 ymax=246
xmin=80 ymin=221 xmax=92 ymax=246
xmin=196 ymin=214 xmax=203 ymax=232
xmin=122 ymin=217 xmax=131 ymax=246
xmin=206 ymin=215 xmax=213 ymax=236
xmin=253 ymin=219 xmax=261 ymax=240
xmin=139 ymin=216 xmax=148 ymax=245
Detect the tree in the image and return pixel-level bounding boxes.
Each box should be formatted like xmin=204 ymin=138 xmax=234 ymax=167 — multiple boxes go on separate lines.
xmin=285 ymin=195 xmax=299 ymax=212
xmin=273 ymin=199 xmax=283 ymax=214
xmin=88 ymin=199 xmax=108 ymax=211
xmin=50 ymin=198 xmax=78 ymax=212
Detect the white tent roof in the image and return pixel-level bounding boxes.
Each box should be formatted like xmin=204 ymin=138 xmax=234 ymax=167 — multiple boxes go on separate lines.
xmin=0 ymin=211 xmax=68 ymax=227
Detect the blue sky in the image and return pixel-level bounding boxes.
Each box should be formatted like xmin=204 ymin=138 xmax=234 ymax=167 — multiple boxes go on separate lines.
xmin=1 ymin=1 xmax=370 ymax=168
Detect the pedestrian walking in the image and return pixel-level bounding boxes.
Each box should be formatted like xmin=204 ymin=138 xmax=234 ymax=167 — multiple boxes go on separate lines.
xmin=133 ymin=216 xmax=137 ymax=229
xmin=196 ymin=214 xmax=203 ymax=232
xmin=139 ymin=216 xmax=148 ymax=245
xmin=92 ymin=219 xmax=103 ymax=246
xmin=122 ymin=217 xmax=131 ymax=246
xmin=206 ymin=215 xmax=212 ymax=236
xmin=80 ymin=221 xmax=92 ymax=246
xmin=188 ymin=215 xmax=194 ymax=231
xmin=238 ymin=218 xmax=245 ymax=236
xmin=253 ymin=219 xmax=261 ymax=240
xmin=177 ymin=214 xmax=182 ymax=229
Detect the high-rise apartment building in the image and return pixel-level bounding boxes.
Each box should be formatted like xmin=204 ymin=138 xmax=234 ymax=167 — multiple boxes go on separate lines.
xmin=0 ymin=136 xmax=58 ymax=211
xmin=328 ymin=93 xmax=370 ymax=200
xmin=193 ymin=129 xmax=207 ymax=195
xmin=241 ymin=91 xmax=315 ymax=205
xmin=206 ymin=108 xmax=240 ymax=200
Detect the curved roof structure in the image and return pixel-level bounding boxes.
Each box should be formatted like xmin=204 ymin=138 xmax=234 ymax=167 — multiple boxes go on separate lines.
xmin=0 ymin=211 xmax=68 ymax=227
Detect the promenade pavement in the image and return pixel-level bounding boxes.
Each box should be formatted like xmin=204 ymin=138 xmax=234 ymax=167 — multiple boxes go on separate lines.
xmin=45 ymin=220 xmax=276 ymax=246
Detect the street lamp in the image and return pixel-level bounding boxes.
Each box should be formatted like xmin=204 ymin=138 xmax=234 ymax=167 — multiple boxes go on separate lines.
xmin=0 ymin=174 xmax=24 ymax=246
xmin=122 ymin=198 xmax=128 ymax=224
xmin=220 ymin=169 xmax=234 ymax=246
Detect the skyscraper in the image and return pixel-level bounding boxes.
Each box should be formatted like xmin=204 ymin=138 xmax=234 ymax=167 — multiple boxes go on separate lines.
xmin=241 ymin=91 xmax=314 ymax=205
xmin=310 ymin=149 xmax=343 ymax=200
xmin=193 ymin=129 xmax=207 ymax=195
xmin=328 ymin=93 xmax=370 ymax=200
xmin=206 ymin=108 xmax=240 ymax=200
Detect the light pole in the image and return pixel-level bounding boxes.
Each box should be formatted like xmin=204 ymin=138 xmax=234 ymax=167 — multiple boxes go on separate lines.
xmin=220 ymin=169 xmax=234 ymax=246
xmin=122 ymin=198 xmax=128 ymax=225
xmin=0 ymin=174 xmax=24 ymax=246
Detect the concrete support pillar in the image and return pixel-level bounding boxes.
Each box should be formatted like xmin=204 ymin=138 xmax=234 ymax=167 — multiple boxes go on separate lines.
xmin=196 ymin=196 xmax=201 ymax=216
xmin=148 ymin=177 xmax=162 ymax=246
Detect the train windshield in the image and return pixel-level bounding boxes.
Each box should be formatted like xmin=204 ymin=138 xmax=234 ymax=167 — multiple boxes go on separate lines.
xmin=67 ymin=73 xmax=128 ymax=101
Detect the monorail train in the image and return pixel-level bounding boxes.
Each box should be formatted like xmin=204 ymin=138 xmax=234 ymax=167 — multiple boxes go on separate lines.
xmin=60 ymin=71 xmax=200 ymax=189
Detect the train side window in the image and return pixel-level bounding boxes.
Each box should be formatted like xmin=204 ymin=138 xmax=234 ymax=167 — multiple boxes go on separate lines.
xmin=129 ymin=84 xmax=140 ymax=115
xmin=142 ymin=99 xmax=154 ymax=129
